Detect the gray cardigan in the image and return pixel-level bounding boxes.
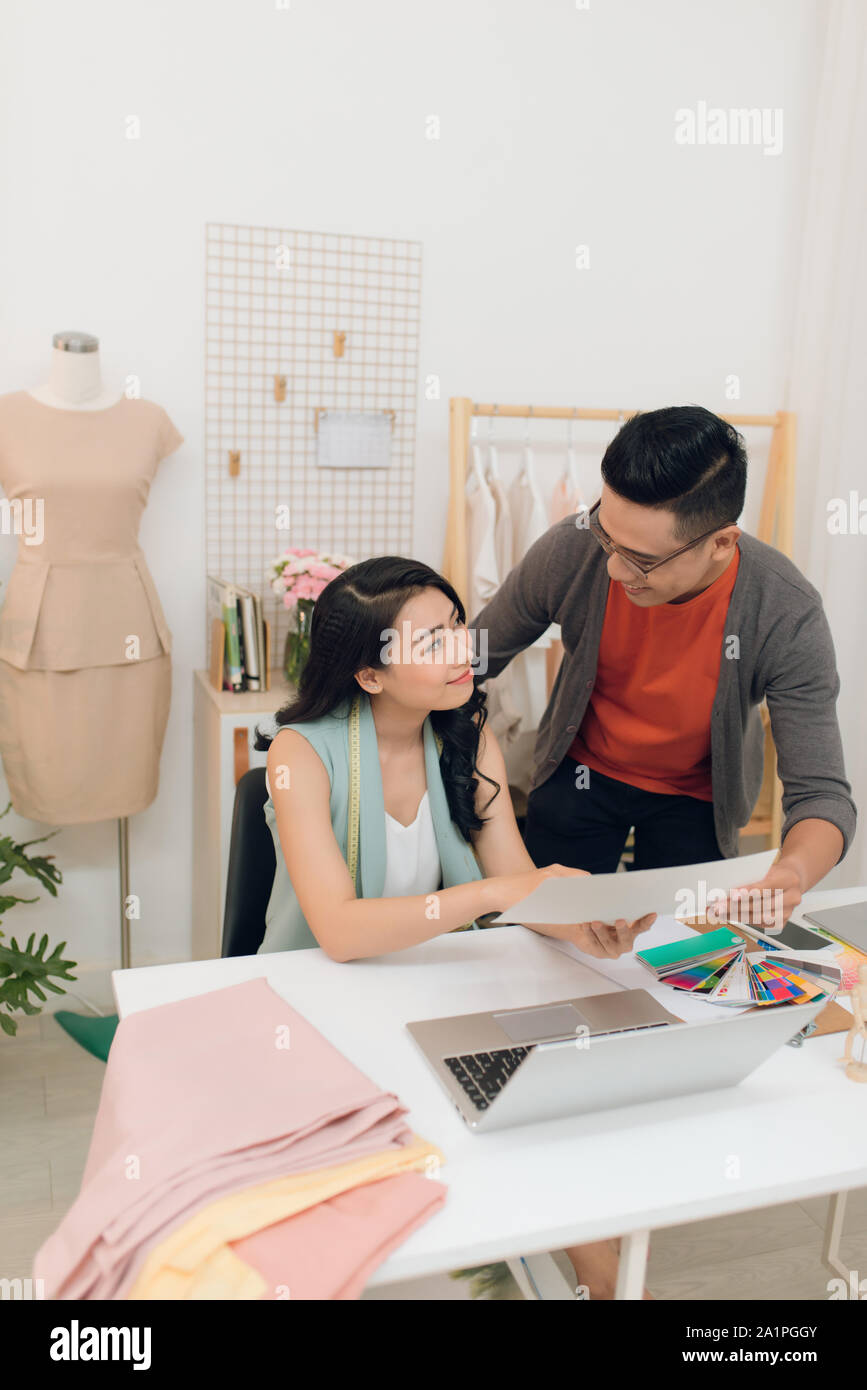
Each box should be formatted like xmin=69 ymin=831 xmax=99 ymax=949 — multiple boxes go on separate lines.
xmin=468 ymin=520 xmax=856 ymax=860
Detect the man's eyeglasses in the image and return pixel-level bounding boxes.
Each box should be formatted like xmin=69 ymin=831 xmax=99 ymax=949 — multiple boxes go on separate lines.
xmin=585 ymin=498 xmax=733 ymax=584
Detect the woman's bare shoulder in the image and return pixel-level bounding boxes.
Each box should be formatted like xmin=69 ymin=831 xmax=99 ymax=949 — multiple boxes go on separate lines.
xmin=267 ymin=726 xmax=330 ymax=790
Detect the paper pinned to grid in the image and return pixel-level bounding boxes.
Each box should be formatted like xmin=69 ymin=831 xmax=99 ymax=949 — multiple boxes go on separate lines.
xmin=316 ymin=411 xmax=393 ymax=469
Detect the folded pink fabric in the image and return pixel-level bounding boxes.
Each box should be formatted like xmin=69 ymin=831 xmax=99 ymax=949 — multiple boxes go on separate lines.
xmin=231 ymin=1172 xmax=447 ymax=1300
xmin=34 ymin=977 xmax=439 ymax=1299
xmin=98 ymin=1113 xmax=416 ymax=1301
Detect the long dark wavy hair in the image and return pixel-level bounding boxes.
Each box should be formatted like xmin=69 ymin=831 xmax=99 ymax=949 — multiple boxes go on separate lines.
xmin=254 ymin=557 xmax=500 ymax=842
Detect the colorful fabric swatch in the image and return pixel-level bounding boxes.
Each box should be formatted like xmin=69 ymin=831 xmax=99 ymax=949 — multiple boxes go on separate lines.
xmin=637 ymin=936 xmax=840 ymax=1009
xmin=661 ymin=954 xmax=739 ymax=993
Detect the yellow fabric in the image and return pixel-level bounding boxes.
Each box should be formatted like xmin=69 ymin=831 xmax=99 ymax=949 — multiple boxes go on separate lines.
xmin=127 ymin=1134 xmax=444 ymax=1299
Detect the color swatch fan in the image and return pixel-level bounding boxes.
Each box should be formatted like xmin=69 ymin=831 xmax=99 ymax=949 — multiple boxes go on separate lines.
xmin=636 ymin=932 xmax=841 ymax=1007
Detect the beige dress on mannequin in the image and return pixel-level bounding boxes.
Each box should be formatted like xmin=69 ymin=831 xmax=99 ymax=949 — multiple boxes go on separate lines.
xmin=0 ymin=391 xmax=183 ymax=824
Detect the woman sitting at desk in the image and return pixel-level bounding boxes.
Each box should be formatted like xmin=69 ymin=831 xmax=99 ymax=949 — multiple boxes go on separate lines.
xmin=254 ymin=555 xmax=653 ymax=1298
xmin=254 ymin=555 xmax=654 ymax=961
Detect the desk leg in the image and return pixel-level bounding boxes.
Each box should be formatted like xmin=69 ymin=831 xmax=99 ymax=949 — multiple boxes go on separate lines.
xmin=506 ymin=1257 xmax=541 ymax=1300
xmin=614 ymin=1229 xmax=650 ymax=1300
xmin=822 ymin=1191 xmax=851 ymax=1280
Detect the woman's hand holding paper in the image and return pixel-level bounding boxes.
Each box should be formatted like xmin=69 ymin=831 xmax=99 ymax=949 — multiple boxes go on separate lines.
xmin=528 ymin=913 xmax=657 ymax=959
xmin=484 ymin=861 xmax=657 ymax=958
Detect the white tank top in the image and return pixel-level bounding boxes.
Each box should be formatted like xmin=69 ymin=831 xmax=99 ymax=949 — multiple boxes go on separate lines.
xmin=265 ymin=771 xmax=442 ymax=898
xmin=383 ymin=790 xmax=442 ymax=897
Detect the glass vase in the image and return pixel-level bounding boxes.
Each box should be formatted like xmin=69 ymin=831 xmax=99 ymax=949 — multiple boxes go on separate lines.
xmin=283 ymin=598 xmax=315 ymax=686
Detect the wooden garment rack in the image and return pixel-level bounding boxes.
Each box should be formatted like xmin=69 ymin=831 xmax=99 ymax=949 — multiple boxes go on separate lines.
xmin=442 ymin=397 xmax=797 ymax=847
xmin=443 ymin=398 xmax=796 ymax=611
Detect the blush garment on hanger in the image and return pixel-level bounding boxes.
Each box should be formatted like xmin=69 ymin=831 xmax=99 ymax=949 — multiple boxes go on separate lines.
xmin=478 ymin=450 xmax=522 ymax=747
xmin=550 ymin=475 xmax=583 ymax=523
xmin=0 ymin=391 xmax=183 ymax=823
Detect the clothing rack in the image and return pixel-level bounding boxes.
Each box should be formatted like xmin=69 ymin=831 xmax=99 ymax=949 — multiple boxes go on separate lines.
xmin=443 ymin=398 xmax=796 ymax=611
xmin=442 ymin=397 xmax=797 ymax=848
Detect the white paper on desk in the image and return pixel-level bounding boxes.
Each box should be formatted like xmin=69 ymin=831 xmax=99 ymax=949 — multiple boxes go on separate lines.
xmin=489 ymin=849 xmax=777 ymax=926
xmin=543 ymin=914 xmax=751 ymax=1021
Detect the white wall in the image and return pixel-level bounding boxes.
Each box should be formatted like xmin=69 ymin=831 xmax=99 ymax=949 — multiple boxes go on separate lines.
xmin=0 ymin=0 xmax=831 ymax=996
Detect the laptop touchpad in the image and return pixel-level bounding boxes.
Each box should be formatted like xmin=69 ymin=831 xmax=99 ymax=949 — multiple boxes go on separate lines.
xmin=494 ymin=1002 xmax=590 ymax=1044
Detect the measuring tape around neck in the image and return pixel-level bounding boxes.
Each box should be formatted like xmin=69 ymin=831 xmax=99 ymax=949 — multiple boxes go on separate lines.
xmin=347 ymin=693 xmax=362 ymax=892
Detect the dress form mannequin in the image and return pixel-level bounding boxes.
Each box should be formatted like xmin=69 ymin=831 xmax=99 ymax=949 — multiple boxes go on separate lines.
xmin=0 ymin=332 xmax=184 ymax=991
xmin=28 ymin=331 xmax=123 ymax=411
xmin=26 ymin=333 xmax=132 ymax=967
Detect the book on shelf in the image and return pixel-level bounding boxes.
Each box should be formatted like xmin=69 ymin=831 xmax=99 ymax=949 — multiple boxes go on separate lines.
xmin=207 ymin=575 xmax=270 ymax=693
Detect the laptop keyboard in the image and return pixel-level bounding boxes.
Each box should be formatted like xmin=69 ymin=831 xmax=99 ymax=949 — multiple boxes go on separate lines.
xmin=444 ymin=1046 xmax=531 ymax=1111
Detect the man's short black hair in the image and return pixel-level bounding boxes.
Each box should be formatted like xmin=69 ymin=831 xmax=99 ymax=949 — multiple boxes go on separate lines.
xmin=600 ymin=405 xmax=747 ymax=540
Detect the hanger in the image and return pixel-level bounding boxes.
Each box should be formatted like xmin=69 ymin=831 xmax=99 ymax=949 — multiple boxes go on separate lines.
xmin=564 ymin=407 xmax=580 ymax=492
xmin=486 ymin=404 xmax=501 ymax=482
xmin=519 ymin=404 xmax=535 ymax=483
xmin=467 ymin=415 xmax=487 ymax=493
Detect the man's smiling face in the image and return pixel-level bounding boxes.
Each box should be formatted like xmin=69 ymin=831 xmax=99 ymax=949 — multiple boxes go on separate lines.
xmin=596 ymin=484 xmax=740 ymax=606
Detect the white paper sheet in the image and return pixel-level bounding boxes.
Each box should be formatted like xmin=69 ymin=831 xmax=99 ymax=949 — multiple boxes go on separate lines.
xmin=316 ymin=411 xmax=392 ymax=469
xmin=541 ymin=914 xmax=751 ymax=1021
xmin=490 ymin=849 xmax=778 ymax=926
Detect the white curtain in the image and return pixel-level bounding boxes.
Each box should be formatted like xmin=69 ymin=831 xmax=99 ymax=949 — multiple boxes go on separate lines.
xmin=788 ymin=0 xmax=867 ymax=886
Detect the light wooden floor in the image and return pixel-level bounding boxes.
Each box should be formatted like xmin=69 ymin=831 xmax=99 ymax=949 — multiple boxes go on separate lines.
xmin=4 ymin=1010 xmax=867 ymax=1301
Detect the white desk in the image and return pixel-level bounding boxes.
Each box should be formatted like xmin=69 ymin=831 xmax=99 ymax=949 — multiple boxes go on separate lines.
xmin=112 ymin=887 xmax=866 ymax=1300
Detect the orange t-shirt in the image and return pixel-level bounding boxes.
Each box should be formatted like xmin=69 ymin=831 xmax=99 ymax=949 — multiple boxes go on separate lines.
xmin=567 ymin=548 xmax=740 ymax=800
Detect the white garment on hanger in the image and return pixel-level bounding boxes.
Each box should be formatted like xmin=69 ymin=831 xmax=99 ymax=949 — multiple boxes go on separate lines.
xmin=485 ymin=445 xmax=512 ymax=579
xmin=382 ymin=790 xmax=442 ymax=897
xmin=465 ymin=447 xmax=499 ymax=623
xmin=509 ymin=454 xmax=559 ymax=651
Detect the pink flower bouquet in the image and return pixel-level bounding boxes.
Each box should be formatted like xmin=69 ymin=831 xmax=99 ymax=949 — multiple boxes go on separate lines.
xmin=268 ymin=547 xmax=355 ymax=683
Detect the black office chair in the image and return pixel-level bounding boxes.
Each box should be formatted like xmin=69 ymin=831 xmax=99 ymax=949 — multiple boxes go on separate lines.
xmin=221 ymin=767 xmax=276 ymax=957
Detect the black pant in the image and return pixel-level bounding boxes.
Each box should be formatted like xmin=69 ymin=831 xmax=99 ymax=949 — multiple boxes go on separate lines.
xmin=523 ymin=757 xmax=722 ymax=873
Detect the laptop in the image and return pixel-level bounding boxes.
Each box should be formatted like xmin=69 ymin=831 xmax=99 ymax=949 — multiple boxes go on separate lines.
xmin=803 ymin=901 xmax=867 ymax=955
xmin=406 ymin=988 xmax=833 ymax=1133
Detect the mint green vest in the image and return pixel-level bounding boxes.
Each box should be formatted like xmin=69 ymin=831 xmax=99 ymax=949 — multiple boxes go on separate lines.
xmin=258 ymin=691 xmax=485 ymax=953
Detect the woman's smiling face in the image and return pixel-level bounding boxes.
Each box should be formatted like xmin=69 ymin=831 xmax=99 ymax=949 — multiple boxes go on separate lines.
xmin=360 ymin=586 xmax=475 ymax=712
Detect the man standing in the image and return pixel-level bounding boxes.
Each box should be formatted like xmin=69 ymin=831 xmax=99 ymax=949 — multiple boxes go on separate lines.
xmin=468 ymin=406 xmax=856 ymax=928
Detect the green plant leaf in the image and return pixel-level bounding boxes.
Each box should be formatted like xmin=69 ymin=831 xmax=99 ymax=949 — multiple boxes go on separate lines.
xmin=0 ymin=805 xmax=68 ymax=1028
xmin=0 ymin=806 xmax=62 ymax=896
xmin=0 ymin=894 xmax=40 ymax=913
xmin=0 ymin=935 xmax=77 ymax=1015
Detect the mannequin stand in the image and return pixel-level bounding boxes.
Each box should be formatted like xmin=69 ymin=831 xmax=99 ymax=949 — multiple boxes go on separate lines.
xmin=53 ymin=816 xmax=129 ymax=1062
xmin=119 ymin=815 xmax=131 ymax=969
